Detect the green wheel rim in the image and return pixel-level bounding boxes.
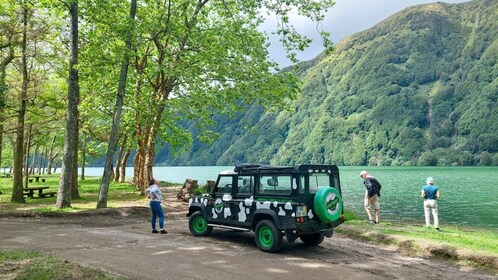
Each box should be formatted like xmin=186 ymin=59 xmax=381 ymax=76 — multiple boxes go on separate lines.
xmin=193 ymin=216 xmax=207 ymax=233
xmin=258 ymin=226 xmax=274 ymax=248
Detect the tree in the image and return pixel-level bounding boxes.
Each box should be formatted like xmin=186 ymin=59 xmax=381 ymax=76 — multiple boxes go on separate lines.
xmin=11 ymin=2 xmax=29 ymax=203
xmin=56 ymin=0 xmax=79 ymax=208
xmin=0 ymin=0 xmax=17 ymax=172
xmin=128 ymin=0 xmax=335 ymax=191
xmin=97 ymin=0 xmax=137 ymax=209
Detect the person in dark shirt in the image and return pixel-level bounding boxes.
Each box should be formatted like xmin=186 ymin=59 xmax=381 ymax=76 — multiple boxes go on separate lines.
xmin=360 ymin=171 xmax=382 ymax=225
xmin=421 ymin=177 xmax=441 ymax=231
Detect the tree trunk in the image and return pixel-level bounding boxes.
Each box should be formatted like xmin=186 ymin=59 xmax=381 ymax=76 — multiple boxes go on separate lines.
xmin=71 ymin=114 xmax=80 ymax=199
xmin=40 ymin=147 xmax=47 ymax=175
xmin=114 ymin=136 xmax=125 ymax=182
xmin=0 ymin=40 xmax=15 ymax=174
xmin=46 ymin=136 xmax=56 ymax=175
xmin=80 ymin=139 xmax=85 ymax=180
xmin=11 ymin=4 xmax=29 ymax=203
xmin=56 ymin=0 xmax=79 ymax=208
xmin=23 ymin=124 xmax=31 ymax=189
xmin=120 ymin=147 xmax=130 ymax=183
xmin=29 ymin=144 xmax=38 ymax=175
xmin=97 ymin=0 xmax=137 ymax=209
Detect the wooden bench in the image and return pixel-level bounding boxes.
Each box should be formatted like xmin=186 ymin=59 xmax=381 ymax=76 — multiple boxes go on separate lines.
xmin=38 ymin=191 xmax=57 ymax=198
xmin=23 ymin=186 xmax=50 ymax=198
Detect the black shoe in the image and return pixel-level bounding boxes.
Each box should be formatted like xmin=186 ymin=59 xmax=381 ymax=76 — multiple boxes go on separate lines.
xmin=152 ymin=229 xmax=159 ymax=233
xmin=374 ymin=221 xmax=379 ymax=225
xmin=160 ymin=229 xmax=168 ymax=234
xmin=436 ymin=228 xmax=441 ymax=231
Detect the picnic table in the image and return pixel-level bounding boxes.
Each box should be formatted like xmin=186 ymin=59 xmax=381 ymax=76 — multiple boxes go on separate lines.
xmin=23 ymin=186 xmax=56 ymax=198
xmin=28 ymin=176 xmax=46 ymax=183
xmin=35 ymin=176 xmax=46 ymax=182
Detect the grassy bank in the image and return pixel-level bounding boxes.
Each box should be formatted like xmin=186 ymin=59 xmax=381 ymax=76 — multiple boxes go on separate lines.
xmin=0 ymin=249 xmax=123 ymax=280
xmin=340 ymin=211 xmax=498 ymax=272
xmin=0 ymin=175 xmax=152 ymax=213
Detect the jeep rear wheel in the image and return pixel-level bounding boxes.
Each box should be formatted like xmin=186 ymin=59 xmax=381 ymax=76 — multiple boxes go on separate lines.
xmin=189 ymin=211 xmax=213 ymax=236
xmin=300 ymin=233 xmax=325 ymax=246
xmin=254 ymin=220 xmax=282 ymax=253
xmin=314 ymin=187 xmax=343 ymax=223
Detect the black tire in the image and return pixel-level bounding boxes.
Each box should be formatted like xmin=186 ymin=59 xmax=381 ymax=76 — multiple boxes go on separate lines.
xmin=254 ymin=220 xmax=283 ymax=253
xmin=189 ymin=211 xmax=213 ymax=236
xmin=300 ymin=233 xmax=325 ymax=246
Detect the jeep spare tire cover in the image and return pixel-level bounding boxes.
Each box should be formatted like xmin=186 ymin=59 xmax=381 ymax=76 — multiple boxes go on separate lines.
xmin=314 ymin=187 xmax=342 ymax=223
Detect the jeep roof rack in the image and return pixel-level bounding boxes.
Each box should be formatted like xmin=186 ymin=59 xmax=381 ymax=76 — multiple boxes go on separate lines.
xmin=234 ymin=163 xmax=339 ymax=174
xmin=234 ymin=163 xmax=292 ymax=173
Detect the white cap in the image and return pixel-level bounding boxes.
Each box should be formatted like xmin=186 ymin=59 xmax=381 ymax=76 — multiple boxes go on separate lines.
xmin=359 ymin=171 xmax=367 ymax=177
xmin=426 ymin=177 xmax=434 ymax=183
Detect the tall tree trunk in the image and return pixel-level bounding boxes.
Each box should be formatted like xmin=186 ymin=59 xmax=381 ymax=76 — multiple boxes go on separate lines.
xmin=46 ymin=136 xmax=56 ymax=175
xmin=120 ymin=147 xmax=130 ymax=183
xmin=29 ymin=143 xmax=38 ymax=175
xmin=56 ymin=0 xmax=79 ymax=208
xmin=132 ymin=148 xmax=142 ymax=191
xmin=97 ymin=0 xmax=137 ymax=209
xmin=23 ymin=124 xmax=31 ymax=189
xmin=0 ymin=42 xmax=15 ymax=174
xmin=114 ymin=135 xmax=125 ymax=182
xmin=71 ymin=115 xmax=80 ymax=199
xmin=39 ymin=147 xmax=47 ymax=175
xmin=11 ymin=4 xmax=29 ymax=203
xmin=80 ymin=138 xmax=85 ymax=180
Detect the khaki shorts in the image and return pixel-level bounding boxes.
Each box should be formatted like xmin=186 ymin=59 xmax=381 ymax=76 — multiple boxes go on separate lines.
xmin=365 ymin=194 xmax=380 ymax=210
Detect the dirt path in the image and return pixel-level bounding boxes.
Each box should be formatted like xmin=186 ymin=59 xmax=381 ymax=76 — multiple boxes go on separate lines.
xmin=0 ymin=187 xmax=495 ymax=280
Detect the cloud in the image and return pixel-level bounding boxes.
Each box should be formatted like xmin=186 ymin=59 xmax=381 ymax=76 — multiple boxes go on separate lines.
xmin=265 ymin=0 xmax=470 ymax=68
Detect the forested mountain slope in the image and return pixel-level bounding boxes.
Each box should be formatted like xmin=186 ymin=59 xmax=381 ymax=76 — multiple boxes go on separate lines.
xmin=158 ymin=0 xmax=498 ymax=166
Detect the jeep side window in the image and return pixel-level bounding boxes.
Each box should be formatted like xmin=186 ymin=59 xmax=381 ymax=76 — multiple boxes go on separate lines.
xmin=237 ymin=176 xmax=253 ymax=195
xmin=258 ymin=175 xmax=292 ymax=195
xmin=216 ymin=176 xmax=233 ymax=194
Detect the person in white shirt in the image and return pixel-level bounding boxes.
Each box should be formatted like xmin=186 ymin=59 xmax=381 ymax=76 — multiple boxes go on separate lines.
xmin=145 ymin=179 xmax=167 ymax=234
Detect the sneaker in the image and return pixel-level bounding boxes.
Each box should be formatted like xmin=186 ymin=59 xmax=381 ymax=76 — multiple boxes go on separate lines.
xmin=374 ymin=221 xmax=379 ymax=225
xmin=160 ymin=229 xmax=168 ymax=234
xmin=435 ymin=228 xmax=441 ymax=231
xmin=152 ymin=229 xmax=159 ymax=233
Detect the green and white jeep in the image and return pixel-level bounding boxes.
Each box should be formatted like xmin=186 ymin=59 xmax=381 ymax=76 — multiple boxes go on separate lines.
xmin=187 ymin=164 xmax=344 ymax=252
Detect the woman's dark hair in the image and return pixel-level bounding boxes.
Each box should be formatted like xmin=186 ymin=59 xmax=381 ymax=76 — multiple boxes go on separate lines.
xmin=149 ymin=179 xmax=155 ymax=186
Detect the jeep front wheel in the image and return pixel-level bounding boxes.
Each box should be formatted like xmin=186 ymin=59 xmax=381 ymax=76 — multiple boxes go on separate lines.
xmin=300 ymin=233 xmax=325 ymax=246
xmin=189 ymin=211 xmax=213 ymax=236
xmin=254 ymin=220 xmax=282 ymax=253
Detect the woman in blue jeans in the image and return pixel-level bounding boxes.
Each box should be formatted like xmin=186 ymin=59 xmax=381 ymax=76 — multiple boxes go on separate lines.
xmin=146 ymin=179 xmax=167 ymax=234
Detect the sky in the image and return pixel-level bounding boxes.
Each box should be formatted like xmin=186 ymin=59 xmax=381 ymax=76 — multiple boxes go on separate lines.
xmin=265 ymin=0 xmax=470 ymax=67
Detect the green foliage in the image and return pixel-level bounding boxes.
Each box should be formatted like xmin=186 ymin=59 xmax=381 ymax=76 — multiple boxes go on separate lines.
xmin=157 ymin=0 xmax=498 ymax=167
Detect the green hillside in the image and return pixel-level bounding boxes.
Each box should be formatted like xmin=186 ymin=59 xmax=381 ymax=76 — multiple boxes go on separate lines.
xmin=158 ymin=0 xmax=498 ymax=166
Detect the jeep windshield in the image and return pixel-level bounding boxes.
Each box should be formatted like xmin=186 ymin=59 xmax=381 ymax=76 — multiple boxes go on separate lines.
xmin=309 ymin=173 xmax=331 ymax=194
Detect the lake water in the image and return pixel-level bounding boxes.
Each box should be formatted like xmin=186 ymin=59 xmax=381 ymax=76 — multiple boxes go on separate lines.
xmin=83 ymin=166 xmax=498 ymax=230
